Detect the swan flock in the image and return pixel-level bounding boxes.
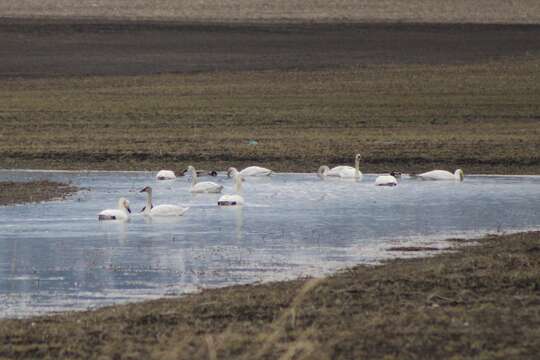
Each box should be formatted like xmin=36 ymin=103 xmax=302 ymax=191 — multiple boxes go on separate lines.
xmin=98 ymin=160 xmax=465 ymax=221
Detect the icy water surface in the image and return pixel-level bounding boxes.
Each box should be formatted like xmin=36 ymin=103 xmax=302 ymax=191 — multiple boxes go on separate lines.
xmin=1 ymin=170 xmax=539 ymax=318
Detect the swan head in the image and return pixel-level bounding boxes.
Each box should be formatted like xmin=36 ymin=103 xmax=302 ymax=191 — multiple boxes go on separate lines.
xmin=118 ymin=197 xmax=131 ymax=213
xmin=139 ymin=186 xmax=152 ymax=194
xmin=187 ymin=165 xmax=196 ymax=173
xmin=318 ymin=165 xmax=330 ymax=178
xmin=227 ymin=167 xmax=239 ymax=178
xmin=455 ymin=169 xmax=464 ymax=181
xmin=355 ymin=153 xmax=362 ymax=161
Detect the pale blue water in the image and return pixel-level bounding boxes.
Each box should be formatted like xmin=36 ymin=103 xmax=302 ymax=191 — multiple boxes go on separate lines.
xmin=0 ymin=170 xmax=539 ymax=318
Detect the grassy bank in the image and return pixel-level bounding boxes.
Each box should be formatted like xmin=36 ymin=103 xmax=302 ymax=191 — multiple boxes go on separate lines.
xmin=0 ymin=181 xmax=77 ymax=206
xmin=1 ymin=59 xmax=540 ymax=174
xmin=1 ymin=231 xmax=538 ymax=359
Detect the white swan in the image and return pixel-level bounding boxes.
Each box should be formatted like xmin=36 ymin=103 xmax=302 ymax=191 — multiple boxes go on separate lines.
xmin=228 ymin=166 xmax=272 ymax=177
xmin=140 ymin=186 xmax=189 ymax=216
xmin=187 ymin=165 xmax=223 ymax=193
xmin=318 ymin=154 xmax=363 ymax=180
xmin=218 ymin=168 xmax=244 ymax=206
xmin=375 ymin=175 xmax=398 ymax=187
xmin=156 ymin=170 xmax=176 ymax=180
xmin=417 ymin=169 xmax=464 ymax=181
xmin=98 ymin=198 xmax=131 ymax=221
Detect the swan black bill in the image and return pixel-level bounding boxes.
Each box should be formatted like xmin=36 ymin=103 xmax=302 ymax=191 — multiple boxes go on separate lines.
xmin=140 ymin=204 xmax=154 ymax=212
xmin=218 ymin=201 xmax=238 ymax=206
xmin=98 ymin=215 xmax=117 ymax=220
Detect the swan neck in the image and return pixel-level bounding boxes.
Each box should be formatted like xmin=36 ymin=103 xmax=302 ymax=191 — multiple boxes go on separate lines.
xmin=234 ymin=173 xmax=242 ymax=193
xmin=190 ymin=168 xmax=197 ymax=185
xmin=145 ymin=191 xmax=153 ymax=214
xmin=318 ymin=166 xmax=328 ymax=178
xmin=354 ymin=156 xmax=360 ymax=177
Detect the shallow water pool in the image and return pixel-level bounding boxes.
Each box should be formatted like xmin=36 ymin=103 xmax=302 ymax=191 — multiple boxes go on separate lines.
xmin=1 ymin=170 xmax=539 ymax=318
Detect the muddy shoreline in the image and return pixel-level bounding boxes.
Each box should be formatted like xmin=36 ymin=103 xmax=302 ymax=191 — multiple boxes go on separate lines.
xmin=0 ymin=181 xmax=78 ymax=206
xmin=1 ymin=231 xmax=538 ymax=358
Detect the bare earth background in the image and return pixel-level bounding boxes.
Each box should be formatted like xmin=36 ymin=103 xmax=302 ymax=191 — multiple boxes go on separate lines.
xmin=0 ymin=19 xmax=539 ymax=173
xmin=2 ymin=0 xmax=540 ymax=23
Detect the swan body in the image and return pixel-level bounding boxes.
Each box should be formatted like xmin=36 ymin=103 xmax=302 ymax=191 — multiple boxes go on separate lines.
xmin=375 ymin=175 xmax=398 ymax=187
xmin=140 ymin=186 xmax=188 ymax=216
xmin=187 ymin=165 xmax=223 ymax=193
xmin=318 ymin=154 xmax=363 ymax=180
xmin=145 ymin=204 xmax=189 ymax=216
xmin=191 ymin=182 xmax=223 ymax=193
xmin=417 ymin=169 xmax=464 ymax=181
xmin=98 ymin=198 xmax=131 ymax=221
xmin=219 ymin=168 xmax=245 ymax=206
xmin=217 ymin=194 xmax=245 ymax=206
xmin=156 ymin=170 xmax=176 ymax=180
xmin=230 ymin=166 xmax=272 ymax=177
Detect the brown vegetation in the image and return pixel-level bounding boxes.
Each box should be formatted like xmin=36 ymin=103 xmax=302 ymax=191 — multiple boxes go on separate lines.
xmin=0 ymin=181 xmax=78 ymax=206
xmin=1 ymin=61 xmax=539 ymax=174
xmin=1 ymin=20 xmax=539 ymax=174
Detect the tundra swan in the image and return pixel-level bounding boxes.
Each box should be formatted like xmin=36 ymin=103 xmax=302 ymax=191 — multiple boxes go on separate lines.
xmin=218 ymin=168 xmax=244 ymax=206
xmin=318 ymin=154 xmax=363 ymax=180
xmin=187 ymin=165 xmax=223 ymax=193
xmin=140 ymin=186 xmax=189 ymax=216
xmin=156 ymin=170 xmax=176 ymax=180
xmin=98 ymin=198 xmax=131 ymax=221
xmin=228 ymin=166 xmax=272 ymax=177
xmin=417 ymin=169 xmax=464 ymax=181
xmin=375 ymin=175 xmax=398 ymax=186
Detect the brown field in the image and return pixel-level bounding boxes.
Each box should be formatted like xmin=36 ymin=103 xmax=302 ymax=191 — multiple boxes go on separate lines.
xmin=1 ymin=20 xmax=539 ymax=174
xmin=1 ymin=20 xmax=539 ymax=78
xmin=1 ymin=231 xmax=538 ymax=359
xmin=1 ymin=0 xmax=540 ymax=23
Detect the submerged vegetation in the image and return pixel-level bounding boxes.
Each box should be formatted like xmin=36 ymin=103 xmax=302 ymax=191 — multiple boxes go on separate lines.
xmin=1 ymin=231 xmax=539 ymax=359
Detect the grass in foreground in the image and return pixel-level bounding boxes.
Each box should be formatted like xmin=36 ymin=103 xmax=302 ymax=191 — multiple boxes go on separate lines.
xmin=0 ymin=181 xmax=78 ymax=206
xmin=1 ymin=231 xmax=539 ymax=359
xmin=1 ymin=58 xmax=540 ymax=174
